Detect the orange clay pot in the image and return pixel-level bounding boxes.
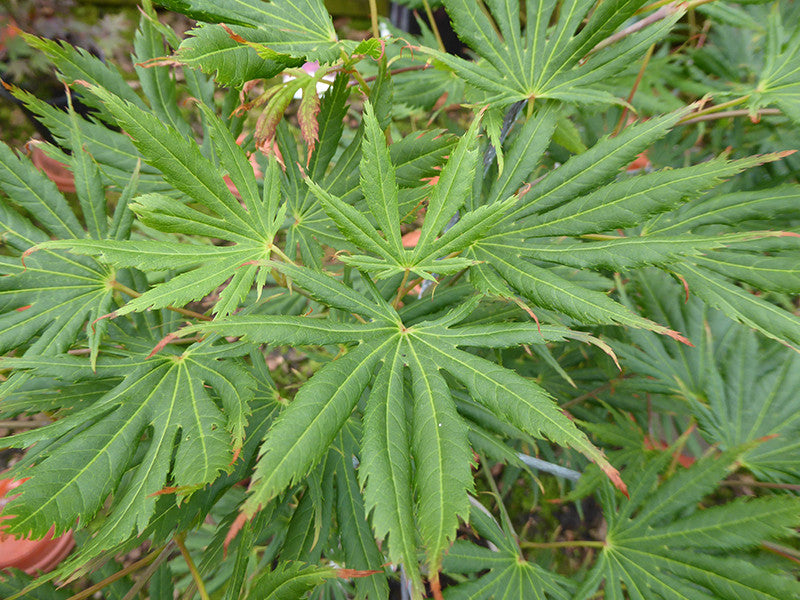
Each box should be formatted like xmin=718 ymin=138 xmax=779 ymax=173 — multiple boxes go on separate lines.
xmin=0 ymin=478 xmax=75 ymax=575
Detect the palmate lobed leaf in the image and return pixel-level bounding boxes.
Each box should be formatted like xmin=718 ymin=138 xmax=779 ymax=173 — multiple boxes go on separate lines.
xmin=0 ymin=139 xmax=117 ymax=373
xmin=40 ymin=82 xmax=290 ymax=318
xmin=463 ymin=99 xmax=800 ymax=346
xmin=188 ymin=266 xmax=627 ymax=583
xmin=4 ymin=2 xmax=800 ymax=597
xmin=160 ymin=0 xmax=341 ymax=71
xmin=617 ymin=271 xmax=800 ymax=482
xmin=6 ymin=85 xmax=171 ymax=194
xmin=308 ymin=101 xmax=494 ymax=282
xmin=1 ymin=338 xmax=255 ymax=548
xmin=577 ymin=451 xmax=800 ymax=600
xmin=421 ymin=0 xmax=683 ymax=108
xmin=175 ymin=23 xmax=305 ymax=88
xmin=442 ymin=499 xmax=573 ymax=599
xmin=750 ymin=3 xmax=800 ymax=124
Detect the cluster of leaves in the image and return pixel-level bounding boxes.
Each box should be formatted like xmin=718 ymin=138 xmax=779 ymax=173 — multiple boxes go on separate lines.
xmin=1 ymin=0 xmax=799 ymax=598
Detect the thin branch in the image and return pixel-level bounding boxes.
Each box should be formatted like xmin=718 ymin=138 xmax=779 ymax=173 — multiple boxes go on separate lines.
xmin=637 ymin=0 xmax=716 ymax=16
xmin=120 ymin=543 xmax=175 ymax=600
xmin=66 ymin=543 xmax=173 ymax=600
xmin=613 ymin=43 xmax=655 ymax=136
xmin=0 ymin=420 xmax=53 ymax=428
xmin=520 ymin=540 xmax=605 ymax=549
xmin=368 ymin=0 xmax=380 ymax=40
xmin=111 ymin=281 xmax=212 ymax=322
xmin=175 ymin=533 xmax=210 ymax=600
xmin=761 ymin=541 xmax=800 ymax=566
xmin=400 ymin=276 xmax=424 ymax=300
xmin=679 ymin=108 xmax=782 ymax=125
xmin=720 ymin=479 xmax=800 ymax=492
xmin=360 ymin=64 xmax=431 ymax=83
xmin=561 ymin=381 xmax=616 ymax=409
xmin=422 ymin=0 xmax=446 ymax=53
xmin=588 ymin=3 xmax=683 ymax=57
xmin=677 ymin=95 xmax=749 ymax=122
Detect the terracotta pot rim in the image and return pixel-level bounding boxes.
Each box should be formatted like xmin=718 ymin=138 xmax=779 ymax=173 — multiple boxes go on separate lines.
xmin=0 ymin=477 xmax=75 ymax=575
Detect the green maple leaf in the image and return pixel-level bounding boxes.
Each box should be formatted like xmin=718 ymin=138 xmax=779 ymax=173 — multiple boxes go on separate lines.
xmin=617 ymin=271 xmax=800 ymax=484
xmin=468 ymin=103 xmax=799 ymax=346
xmin=576 ymin=450 xmax=800 ymax=600
xmin=35 ymin=82 xmax=286 ymax=318
xmin=160 ymin=0 xmax=342 ymax=83
xmin=442 ymin=498 xmax=573 ymax=599
xmin=174 ymin=23 xmax=306 ymax=88
xmin=307 ymin=101 xmax=500 ymax=281
xmin=420 ymin=0 xmax=684 ymax=108
xmin=186 ymin=259 xmax=626 ymax=592
xmin=1 ymin=333 xmax=255 ymax=552
xmin=0 ymin=108 xmax=137 ymax=371
xmin=749 ymin=5 xmax=800 ymax=124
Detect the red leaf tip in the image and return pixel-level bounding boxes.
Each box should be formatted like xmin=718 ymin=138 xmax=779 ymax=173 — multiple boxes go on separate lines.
xmin=664 ymin=328 xmax=693 ymax=347
xmin=336 ymin=568 xmax=383 ymax=579
xmin=146 ymin=332 xmax=180 ymax=359
xmin=223 ymin=510 xmax=255 ymax=556
xmin=604 ymin=465 xmax=629 ymax=498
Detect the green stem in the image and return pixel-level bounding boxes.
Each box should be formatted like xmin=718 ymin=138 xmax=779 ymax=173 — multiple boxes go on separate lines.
xmin=679 ymin=108 xmax=781 ymax=125
xmin=479 ymin=453 xmax=519 ymax=548
xmin=110 ymin=280 xmax=212 ymax=322
xmin=175 ymin=533 xmax=210 ymax=600
xmin=65 ymin=544 xmax=171 ymax=600
xmin=368 ymin=0 xmax=380 ymax=40
xmin=269 ymin=243 xmax=294 ymax=264
xmin=423 ymin=0 xmax=446 ymax=53
xmin=520 ymin=540 xmax=605 ymax=549
xmin=678 ymin=95 xmax=750 ymax=123
xmin=350 ymin=67 xmax=372 ymax=95
xmin=393 ymin=269 xmax=411 ymax=308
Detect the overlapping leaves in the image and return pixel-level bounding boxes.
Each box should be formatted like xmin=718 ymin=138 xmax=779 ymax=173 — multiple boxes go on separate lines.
xmin=3 ymin=3 xmax=800 ymax=599
xmin=161 ymin=0 xmax=342 ymax=88
xmin=442 ymin=498 xmax=573 ymax=599
xmin=421 ymin=0 xmax=684 ymax=108
xmin=576 ymin=451 xmax=800 ymax=600
xmin=1 ymin=333 xmax=255 ymax=552
xmin=468 ymin=103 xmax=799 ymax=347
xmin=36 ymin=82 xmax=286 ymax=318
xmin=187 ymin=258 xmax=625 ymax=590
xmin=617 ymin=271 xmax=800 ymax=483
xmin=0 ymin=132 xmax=119 ymax=368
